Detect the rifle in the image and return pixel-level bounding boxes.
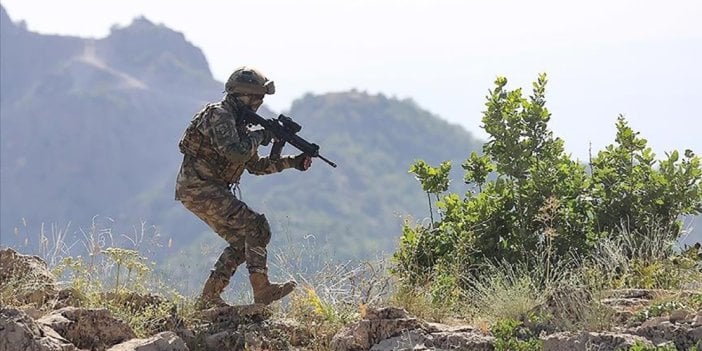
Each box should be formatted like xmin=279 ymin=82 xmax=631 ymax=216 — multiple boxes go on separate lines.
xmin=241 ymin=108 xmax=337 ymax=168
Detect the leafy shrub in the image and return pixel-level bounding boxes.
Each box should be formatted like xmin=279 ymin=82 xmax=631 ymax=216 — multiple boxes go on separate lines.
xmin=492 ymin=318 xmax=543 ymax=351
xmin=394 ymin=74 xmax=702 ymax=288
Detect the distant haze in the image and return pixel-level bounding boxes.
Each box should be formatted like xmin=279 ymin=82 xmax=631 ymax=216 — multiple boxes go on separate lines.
xmin=2 ymin=0 xmax=701 ymax=160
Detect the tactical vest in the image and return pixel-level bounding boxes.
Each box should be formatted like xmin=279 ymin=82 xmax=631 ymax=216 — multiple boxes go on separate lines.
xmin=178 ymin=104 xmax=230 ymax=178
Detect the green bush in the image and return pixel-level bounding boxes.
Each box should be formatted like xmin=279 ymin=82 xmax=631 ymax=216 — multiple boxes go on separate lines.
xmin=394 ymin=74 xmax=702 ymax=285
xmin=492 ymin=318 xmax=543 ymax=351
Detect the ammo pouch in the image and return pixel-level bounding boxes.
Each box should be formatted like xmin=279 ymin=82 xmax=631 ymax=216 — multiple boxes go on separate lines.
xmin=178 ymin=105 xmax=229 ymax=172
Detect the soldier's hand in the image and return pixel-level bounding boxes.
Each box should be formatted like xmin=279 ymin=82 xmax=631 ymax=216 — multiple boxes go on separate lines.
xmin=294 ymin=154 xmax=312 ymax=171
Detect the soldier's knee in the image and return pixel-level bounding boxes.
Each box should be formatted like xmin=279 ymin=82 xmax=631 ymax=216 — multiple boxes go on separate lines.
xmin=214 ymin=246 xmax=245 ymax=276
xmin=224 ymin=245 xmax=246 ymax=264
xmin=249 ymin=214 xmax=271 ymax=246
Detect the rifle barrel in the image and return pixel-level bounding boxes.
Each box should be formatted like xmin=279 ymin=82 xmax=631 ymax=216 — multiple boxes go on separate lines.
xmin=319 ymin=155 xmax=337 ymax=168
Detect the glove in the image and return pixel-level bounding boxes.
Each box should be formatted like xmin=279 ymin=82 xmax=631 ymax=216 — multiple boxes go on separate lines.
xmin=293 ymin=153 xmax=313 ymax=171
xmin=251 ymin=129 xmax=274 ymax=147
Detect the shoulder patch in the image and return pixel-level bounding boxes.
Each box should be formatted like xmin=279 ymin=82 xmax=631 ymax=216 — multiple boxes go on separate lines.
xmin=214 ymin=121 xmax=234 ymax=139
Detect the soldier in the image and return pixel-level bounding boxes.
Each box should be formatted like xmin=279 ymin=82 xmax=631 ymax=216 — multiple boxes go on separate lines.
xmin=175 ymin=66 xmax=312 ymax=308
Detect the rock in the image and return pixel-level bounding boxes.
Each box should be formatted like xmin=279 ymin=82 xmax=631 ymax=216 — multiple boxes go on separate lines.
xmin=19 ymin=306 xmax=45 ymax=320
xmin=198 ymin=321 xmax=294 ymax=351
xmin=101 ymin=291 xmax=168 ymax=313
xmin=169 ymin=327 xmax=195 ymax=348
xmin=424 ymin=322 xmax=476 ymax=333
xmin=192 ymin=302 xmax=273 ymax=348
xmin=0 ymin=307 xmax=76 ymax=351
xmin=106 ymin=332 xmax=188 ymax=351
xmin=669 ymin=308 xmax=693 ymax=323
xmin=196 ymin=304 xmax=271 ymax=326
xmin=542 ymin=331 xmax=652 ymax=351
xmin=630 ymin=320 xmax=702 ymax=350
xmin=331 ymin=307 xmax=493 ymax=351
xmin=640 ymin=316 xmax=669 ymax=329
xmin=52 ymin=289 xmax=82 ymax=309
xmin=267 ymin=319 xmax=313 ymax=347
xmin=369 ymin=329 xmax=431 ymax=351
xmin=38 ymin=307 xmax=136 ymax=351
xmin=0 ymin=248 xmax=58 ymax=305
xmin=363 ymin=306 xmax=409 ymax=320
xmin=600 ymin=297 xmax=651 ymax=307
xmin=203 ymin=331 xmax=244 ymax=351
xmin=604 ymin=289 xmax=661 ymax=300
xmin=186 ymin=316 xmax=306 ymax=351
xmin=368 ymin=326 xmax=495 ymax=351
xmin=692 ymin=312 xmax=702 ymax=327
xmin=428 ymin=331 xmax=494 ymax=351
xmin=691 ymin=326 xmax=702 ymax=344
xmin=331 ymin=316 xmax=427 ymax=351
xmin=600 ymin=297 xmax=652 ymax=324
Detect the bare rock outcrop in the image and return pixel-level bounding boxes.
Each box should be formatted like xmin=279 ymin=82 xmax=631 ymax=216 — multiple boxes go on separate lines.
xmin=106 ymin=331 xmax=188 ymax=351
xmin=0 ymin=307 xmax=76 ymax=351
xmin=37 ymin=307 xmax=136 ymax=351
xmin=186 ymin=305 xmax=312 ymax=351
xmin=200 ymin=322 xmax=296 ymax=351
xmin=370 ymin=327 xmax=495 ymax=351
xmin=627 ymin=309 xmax=702 ymax=350
xmin=0 ymin=248 xmax=58 ymax=305
xmin=332 ymin=307 xmax=494 ymax=351
xmin=331 ymin=307 xmax=427 ymax=351
xmin=196 ymin=304 xmax=272 ymax=326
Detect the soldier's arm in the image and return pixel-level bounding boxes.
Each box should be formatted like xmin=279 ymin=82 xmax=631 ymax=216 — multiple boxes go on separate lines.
xmin=204 ymin=107 xmax=267 ymax=164
xmin=245 ymin=152 xmax=298 ymax=175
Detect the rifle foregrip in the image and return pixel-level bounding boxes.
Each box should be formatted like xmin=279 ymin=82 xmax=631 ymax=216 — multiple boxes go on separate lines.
xmin=270 ymin=140 xmax=285 ymax=160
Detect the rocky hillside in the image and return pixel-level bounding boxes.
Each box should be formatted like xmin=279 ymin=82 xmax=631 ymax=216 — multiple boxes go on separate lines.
xmin=2 ymin=248 xmax=701 ymax=351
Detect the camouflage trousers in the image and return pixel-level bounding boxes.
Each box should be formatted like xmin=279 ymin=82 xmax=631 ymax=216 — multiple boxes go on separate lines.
xmin=179 ymin=182 xmax=271 ymax=282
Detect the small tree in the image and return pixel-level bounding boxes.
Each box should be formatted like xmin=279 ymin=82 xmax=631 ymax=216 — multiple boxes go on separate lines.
xmin=590 ymin=116 xmax=702 ymax=243
xmin=394 ymin=74 xmax=702 ymax=283
xmin=409 ymin=160 xmax=452 ymax=226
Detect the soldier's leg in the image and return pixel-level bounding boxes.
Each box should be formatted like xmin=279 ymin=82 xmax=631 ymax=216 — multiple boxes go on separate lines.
xmin=244 ymin=214 xmax=271 ymax=274
xmin=207 ymin=238 xmax=245 ymax=286
xmin=198 ymin=237 xmax=245 ymax=308
xmin=230 ymin=212 xmax=296 ymax=305
xmin=180 ymin=191 xmax=246 ymax=308
xmin=212 ymin=236 xmax=246 ymax=282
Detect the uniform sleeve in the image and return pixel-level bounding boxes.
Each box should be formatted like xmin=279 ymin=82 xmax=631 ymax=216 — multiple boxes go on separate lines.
xmin=246 ymin=152 xmax=298 ymax=175
xmin=202 ymin=107 xmax=266 ymax=164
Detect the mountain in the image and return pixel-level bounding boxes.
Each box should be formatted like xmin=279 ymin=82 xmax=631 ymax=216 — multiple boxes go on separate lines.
xmin=0 ymin=6 xmax=482 ymax=262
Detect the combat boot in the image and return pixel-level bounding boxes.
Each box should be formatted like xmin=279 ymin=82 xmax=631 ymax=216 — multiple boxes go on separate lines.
xmin=249 ymin=272 xmax=296 ymax=305
xmin=196 ymin=273 xmax=230 ymax=309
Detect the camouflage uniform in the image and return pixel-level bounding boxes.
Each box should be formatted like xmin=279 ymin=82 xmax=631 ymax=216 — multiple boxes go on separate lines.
xmin=176 ymin=99 xmax=298 ymax=280
xmin=176 ymin=66 xmax=309 ymax=308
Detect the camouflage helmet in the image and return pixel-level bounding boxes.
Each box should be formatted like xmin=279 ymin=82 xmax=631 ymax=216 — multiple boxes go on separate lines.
xmin=225 ymin=66 xmax=275 ymax=95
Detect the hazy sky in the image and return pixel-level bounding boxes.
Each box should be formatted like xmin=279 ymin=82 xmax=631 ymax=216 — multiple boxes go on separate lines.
xmin=2 ymin=0 xmax=701 ymax=160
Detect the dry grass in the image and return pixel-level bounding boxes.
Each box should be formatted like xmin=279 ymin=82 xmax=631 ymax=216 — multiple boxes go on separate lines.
xmin=5 ymin=216 xmax=701 ymax=349
xmin=267 ymin=236 xmax=394 ymax=350
xmin=2 ymin=217 xmax=192 ymax=337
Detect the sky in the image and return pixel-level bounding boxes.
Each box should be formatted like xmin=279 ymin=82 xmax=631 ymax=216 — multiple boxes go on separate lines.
xmin=2 ymin=0 xmax=701 ymax=161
